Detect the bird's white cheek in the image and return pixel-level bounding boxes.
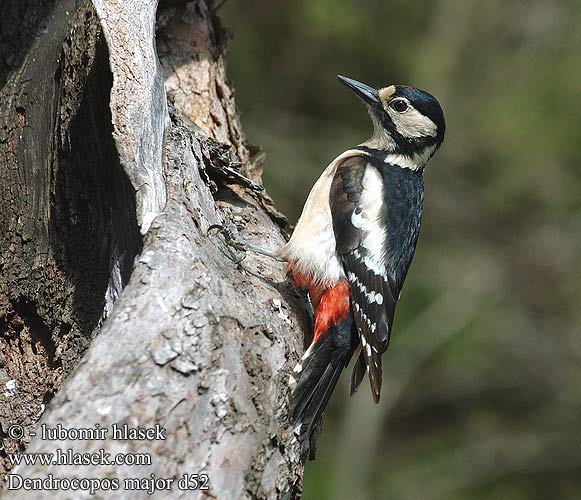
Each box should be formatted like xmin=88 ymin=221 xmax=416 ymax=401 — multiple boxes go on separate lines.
xmin=390 ymin=108 xmax=437 ymax=138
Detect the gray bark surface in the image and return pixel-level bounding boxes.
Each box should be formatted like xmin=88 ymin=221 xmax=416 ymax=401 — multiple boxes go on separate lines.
xmin=0 ymin=0 xmax=309 ymax=498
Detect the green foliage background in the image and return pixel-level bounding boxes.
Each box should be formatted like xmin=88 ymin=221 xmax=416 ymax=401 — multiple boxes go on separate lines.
xmin=222 ymin=1 xmax=581 ymax=499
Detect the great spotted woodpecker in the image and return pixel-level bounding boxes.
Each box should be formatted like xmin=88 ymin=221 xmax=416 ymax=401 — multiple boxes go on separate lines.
xmin=282 ymin=75 xmax=445 ymax=438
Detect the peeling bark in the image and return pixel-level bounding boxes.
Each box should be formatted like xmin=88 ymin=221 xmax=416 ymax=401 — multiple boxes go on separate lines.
xmin=1 ymin=0 xmax=308 ymax=498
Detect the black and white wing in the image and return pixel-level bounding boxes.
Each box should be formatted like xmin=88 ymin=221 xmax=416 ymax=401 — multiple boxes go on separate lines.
xmin=330 ymin=153 xmax=423 ymax=402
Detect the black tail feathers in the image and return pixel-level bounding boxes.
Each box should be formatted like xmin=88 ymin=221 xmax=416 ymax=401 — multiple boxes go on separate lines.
xmin=349 ymin=348 xmax=367 ymax=396
xmin=289 ymin=314 xmax=357 ymax=440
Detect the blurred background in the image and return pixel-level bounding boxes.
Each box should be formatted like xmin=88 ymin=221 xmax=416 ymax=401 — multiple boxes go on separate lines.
xmin=221 ymin=1 xmax=581 ymax=499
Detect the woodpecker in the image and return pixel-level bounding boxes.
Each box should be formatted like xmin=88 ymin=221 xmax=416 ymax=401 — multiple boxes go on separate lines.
xmin=283 ymin=75 xmax=445 ymax=438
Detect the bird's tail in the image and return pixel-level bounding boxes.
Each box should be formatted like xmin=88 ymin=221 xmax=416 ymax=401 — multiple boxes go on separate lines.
xmin=289 ymin=313 xmax=357 ymax=439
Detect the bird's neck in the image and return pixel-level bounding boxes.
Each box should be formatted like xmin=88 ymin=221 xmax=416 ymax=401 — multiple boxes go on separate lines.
xmin=359 ymin=113 xmax=434 ymax=172
xmin=357 ymin=142 xmax=435 ymax=172
xmin=362 ymin=113 xmax=397 ymax=151
xmin=385 ymin=145 xmax=436 ymax=172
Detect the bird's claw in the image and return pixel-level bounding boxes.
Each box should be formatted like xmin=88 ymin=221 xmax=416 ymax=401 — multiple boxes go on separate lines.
xmin=208 ymin=223 xmax=247 ymax=251
xmin=208 ymin=223 xmax=250 ymax=263
xmin=208 ymin=223 xmax=285 ymax=263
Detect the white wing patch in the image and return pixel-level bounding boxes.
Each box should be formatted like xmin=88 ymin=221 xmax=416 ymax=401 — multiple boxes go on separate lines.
xmin=351 ymin=208 xmax=365 ymax=229
xmin=358 ymin=166 xmax=386 ymax=273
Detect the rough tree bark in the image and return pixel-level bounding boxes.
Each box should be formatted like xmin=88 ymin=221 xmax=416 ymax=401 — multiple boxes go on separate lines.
xmin=0 ymin=1 xmax=309 ymax=498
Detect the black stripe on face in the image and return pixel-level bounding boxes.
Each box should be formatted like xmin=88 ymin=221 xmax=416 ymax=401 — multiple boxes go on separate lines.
xmin=376 ymin=111 xmax=439 ymax=157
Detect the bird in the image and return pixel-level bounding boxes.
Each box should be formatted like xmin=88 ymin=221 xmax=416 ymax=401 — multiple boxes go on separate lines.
xmin=282 ymin=75 xmax=445 ymax=439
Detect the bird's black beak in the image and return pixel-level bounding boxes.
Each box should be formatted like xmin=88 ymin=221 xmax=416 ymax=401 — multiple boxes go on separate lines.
xmin=337 ymin=75 xmax=380 ymax=107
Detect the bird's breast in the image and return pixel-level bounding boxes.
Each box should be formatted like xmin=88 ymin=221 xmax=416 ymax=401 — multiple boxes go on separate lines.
xmin=282 ymin=149 xmax=363 ymax=286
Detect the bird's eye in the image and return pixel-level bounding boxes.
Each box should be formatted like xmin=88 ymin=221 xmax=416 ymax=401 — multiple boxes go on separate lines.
xmin=390 ymin=99 xmax=408 ymax=112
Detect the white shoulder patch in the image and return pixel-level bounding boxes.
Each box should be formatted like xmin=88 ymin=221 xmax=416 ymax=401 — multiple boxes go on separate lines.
xmin=351 ymin=208 xmax=365 ymax=229
xmin=358 ymin=166 xmax=386 ymax=271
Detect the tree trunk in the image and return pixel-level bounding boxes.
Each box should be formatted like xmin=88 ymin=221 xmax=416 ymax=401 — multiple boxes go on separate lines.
xmin=0 ymin=1 xmax=308 ymax=498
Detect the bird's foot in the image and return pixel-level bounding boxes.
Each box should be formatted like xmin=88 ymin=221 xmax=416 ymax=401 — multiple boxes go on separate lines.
xmin=208 ymin=223 xmax=285 ymax=263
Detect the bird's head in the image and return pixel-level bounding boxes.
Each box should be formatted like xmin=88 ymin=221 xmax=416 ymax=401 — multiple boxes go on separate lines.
xmin=337 ymin=75 xmax=445 ymax=169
